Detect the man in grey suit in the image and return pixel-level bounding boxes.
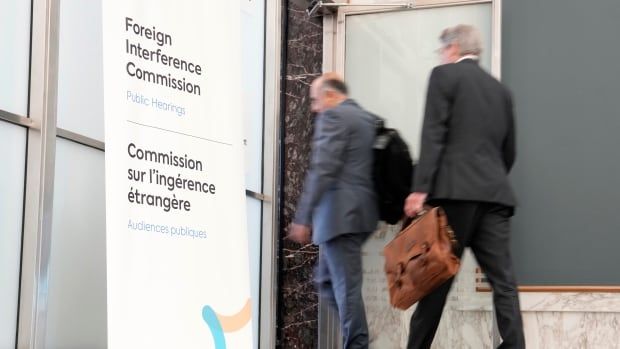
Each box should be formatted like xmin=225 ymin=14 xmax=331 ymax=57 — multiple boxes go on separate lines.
xmin=404 ymin=25 xmax=525 ymax=348
xmin=289 ymin=73 xmax=378 ymax=349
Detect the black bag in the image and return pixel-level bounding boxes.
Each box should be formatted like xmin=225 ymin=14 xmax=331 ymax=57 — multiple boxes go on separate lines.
xmin=372 ymin=117 xmax=415 ymax=224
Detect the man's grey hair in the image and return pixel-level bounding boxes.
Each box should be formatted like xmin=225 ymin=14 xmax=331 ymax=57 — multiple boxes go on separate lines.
xmin=440 ymin=24 xmax=483 ymax=56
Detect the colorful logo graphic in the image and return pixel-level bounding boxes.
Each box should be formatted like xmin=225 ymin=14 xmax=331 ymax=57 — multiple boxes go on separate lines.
xmin=202 ymin=299 xmax=251 ymax=349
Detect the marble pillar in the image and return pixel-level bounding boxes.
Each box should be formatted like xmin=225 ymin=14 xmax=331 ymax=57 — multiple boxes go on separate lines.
xmin=277 ymin=1 xmax=323 ymax=348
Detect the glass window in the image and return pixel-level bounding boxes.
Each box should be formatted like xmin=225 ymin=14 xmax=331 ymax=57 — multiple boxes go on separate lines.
xmin=241 ymin=0 xmax=266 ymax=346
xmin=56 ymin=0 xmax=104 ymax=141
xmin=0 ymin=0 xmax=31 ymax=116
xmin=246 ymin=197 xmax=262 ymax=347
xmin=242 ymin=0 xmax=266 ymax=193
xmin=0 ymin=121 xmax=27 ymax=348
xmin=45 ymin=139 xmax=106 ymax=348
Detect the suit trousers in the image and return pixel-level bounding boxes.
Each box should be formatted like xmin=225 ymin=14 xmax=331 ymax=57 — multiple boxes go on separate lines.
xmin=407 ymin=201 xmax=525 ymax=349
xmin=317 ymin=232 xmax=372 ymax=349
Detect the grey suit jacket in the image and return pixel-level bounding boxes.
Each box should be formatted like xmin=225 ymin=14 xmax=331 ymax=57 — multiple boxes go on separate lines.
xmin=294 ymin=99 xmax=379 ymax=245
xmin=414 ymin=59 xmax=517 ymax=207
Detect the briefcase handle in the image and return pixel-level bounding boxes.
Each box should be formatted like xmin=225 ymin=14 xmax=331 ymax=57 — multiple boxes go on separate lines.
xmin=400 ymin=205 xmax=432 ymax=231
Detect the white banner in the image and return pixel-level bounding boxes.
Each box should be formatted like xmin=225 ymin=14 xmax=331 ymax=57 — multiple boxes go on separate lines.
xmin=102 ymin=1 xmax=252 ymax=348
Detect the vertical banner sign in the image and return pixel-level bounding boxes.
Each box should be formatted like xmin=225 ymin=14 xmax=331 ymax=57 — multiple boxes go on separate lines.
xmin=102 ymin=1 xmax=252 ymax=348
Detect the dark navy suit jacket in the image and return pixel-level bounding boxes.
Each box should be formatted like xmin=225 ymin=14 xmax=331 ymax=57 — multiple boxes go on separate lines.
xmin=414 ymin=59 xmax=517 ymax=208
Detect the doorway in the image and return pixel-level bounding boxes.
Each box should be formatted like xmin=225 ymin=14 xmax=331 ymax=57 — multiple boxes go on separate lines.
xmin=320 ymin=1 xmax=501 ymax=347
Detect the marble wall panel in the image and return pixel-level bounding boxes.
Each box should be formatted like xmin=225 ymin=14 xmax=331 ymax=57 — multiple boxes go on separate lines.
xmin=277 ymin=1 xmax=323 ymax=348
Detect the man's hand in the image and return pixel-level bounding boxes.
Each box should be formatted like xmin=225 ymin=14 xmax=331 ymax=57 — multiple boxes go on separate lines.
xmin=288 ymin=223 xmax=312 ymax=244
xmin=404 ymin=192 xmax=428 ymax=217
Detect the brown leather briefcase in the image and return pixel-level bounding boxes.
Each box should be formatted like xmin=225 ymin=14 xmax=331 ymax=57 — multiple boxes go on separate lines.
xmin=383 ymin=207 xmax=460 ymax=310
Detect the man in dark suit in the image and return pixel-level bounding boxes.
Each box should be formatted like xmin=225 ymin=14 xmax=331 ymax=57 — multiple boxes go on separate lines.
xmin=404 ymin=25 xmax=525 ymax=348
xmin=289 ymin=73 xmax=378 ymax=348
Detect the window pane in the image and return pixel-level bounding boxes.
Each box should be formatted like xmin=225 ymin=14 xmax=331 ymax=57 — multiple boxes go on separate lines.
xmin=241 ymin=1 xmax=265 ymax=347
xmin=56 ymin=0 xmax=104 ymax=141
xmin=242 ymin=0 xmax=265 ymax=193
xmin=246 ymin=197 xmax=262 ymax=348
xmin=0 ymin=0 xmax=31 ymax=116
xmin=46 ymin=139 xmax=106 ymax=348
xmin=0 ymin=121 xmax=26 ymax=348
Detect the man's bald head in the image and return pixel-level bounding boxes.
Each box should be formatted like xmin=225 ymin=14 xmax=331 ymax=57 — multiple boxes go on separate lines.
xmin=310 ymin=73 xmax=349 ymax=113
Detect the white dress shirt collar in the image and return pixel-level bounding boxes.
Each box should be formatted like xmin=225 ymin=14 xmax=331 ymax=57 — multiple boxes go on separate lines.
xmin=456 ymin=54 xmax=479 ymax=63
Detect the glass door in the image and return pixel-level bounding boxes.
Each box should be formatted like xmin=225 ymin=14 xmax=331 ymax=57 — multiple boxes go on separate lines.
xmin=323 ymin=1 xmax=501 ymax=347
